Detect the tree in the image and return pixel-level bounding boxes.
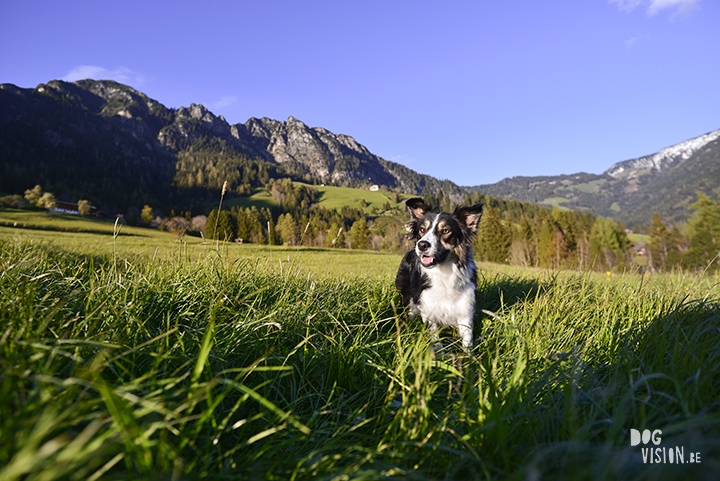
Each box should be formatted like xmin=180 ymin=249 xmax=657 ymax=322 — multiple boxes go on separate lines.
xmin=508 ymin=216 xmax=534 ymax=267
xmin=24 ymin=185 xmax=43 ymax=207
xmin=536 ymin=219 xmax=557 ymax=268
xmin=267 ymin=218 xmax=277 ymax=245
xmin=276 ymin=213 xmax=298 ymax=246
xmin=165 ymin=217 xmax=191 ymax=239
xmin=647 ymin=212 xmax=675 ymax=271
xmin=141 ymin=205 xmax=154 ymax=226
xmin=0 ymin=195 xmax=27 ymax=209
xmin=205 ymin=209 xmax=234 ymax=241
xmin=215 ymin=211 xmax=235 ymax=241
xmin=684 ymin=191 xmax=720 ymax=271
xmin=327 ymin=223 xmax=345 ymax=248
xmin=589 ymin=217 xmax=630 ymax=271
xmin=477 ymin=205 xmax=511 ymax=264
xmin=349 ymin=217 xmax=370 ymax=250
xmin=235 ymin=209 xmax=251 ymax=241
xmin=23 ymin=185 xmax=55 ymax=209
xmin=245 ymin=207 xmax=265 ymax=244
xmin=38 ymin=192 xmax=56 ymax=210
xmin=205 ymin=210 xmax=218 ymax=240
xmin=77 ymin=200 xmax=92 ymax=217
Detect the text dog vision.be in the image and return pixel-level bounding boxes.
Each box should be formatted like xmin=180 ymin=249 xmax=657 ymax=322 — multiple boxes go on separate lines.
xmin=631 ymin=429 xmax=702 ymax=464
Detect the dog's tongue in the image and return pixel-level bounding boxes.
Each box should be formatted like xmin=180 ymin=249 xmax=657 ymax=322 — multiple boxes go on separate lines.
xmin=421 ymin=256 xmax=435 ymax=265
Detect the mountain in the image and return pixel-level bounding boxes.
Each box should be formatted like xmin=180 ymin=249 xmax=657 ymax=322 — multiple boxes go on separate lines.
xmin=467 ymin=129 xmax=720 ymax=227
xmin=0 ymin=79 xmax=463 ymax=214
xmin=2 ymin=78 xmax=717 ymax=226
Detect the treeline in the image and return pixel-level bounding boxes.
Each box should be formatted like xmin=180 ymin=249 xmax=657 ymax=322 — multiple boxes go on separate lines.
xmin=204 ymin=204 xmax=388 ymax=250
xmin=196 ymin=184 xmax=636 ymax=272
xmin=646 ymin=191 xmax=720 ymax=273
xmin=203 ymin=178 xmax=399 ymax=249
xmin=471 ymin=189 xmax=720 ymax=273
xmin=8 ymin=174 xmax=719 ymax=274
xmin=152 ymin=181 xmax=720 ymax=274
xmin=411 ymin=191 xmax=631 ymax=272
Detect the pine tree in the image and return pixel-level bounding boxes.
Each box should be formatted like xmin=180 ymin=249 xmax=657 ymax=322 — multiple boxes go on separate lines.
xmin=589 ymin=217 xmax=630 ymax=271
xmin=267 ymin=219 xmax=277 ymax=245
xmin=510 ymin=215 xmax=535 ymax=267
xmin=205 ymin=209 xmax=234 ymax=241
xmin=478 ymin=205 xmax=511 ymax=264
xmin=647 ymin=212 xmax=674 ymax=271
xmin=537 ymin=219 xmax=557 ymax=268
xmin=684 ymin=192 xmax=720 ymax=271
xmin=328 ymin=223 xmax=345 ymax=248
xmin=205 ymin=210 xmax=218 ymax=240
xmin=216 ymin=211 xmax=235 ymax=241
xmin=349 ymin=217 xmax=370 ymax=250
xmin=276 ymin=213 xmax=298 ymax=246
xmin=235 ymin=209 xmax=250 ymax=241
xmin=247 ymin=207 xmax=265 ymax=243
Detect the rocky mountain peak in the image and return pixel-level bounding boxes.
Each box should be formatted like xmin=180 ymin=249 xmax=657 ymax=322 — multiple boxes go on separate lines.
xmin=176 ymin=103 xmax=230 ymax=137
xmin=606 ymin=128 xmax=720 ymax=180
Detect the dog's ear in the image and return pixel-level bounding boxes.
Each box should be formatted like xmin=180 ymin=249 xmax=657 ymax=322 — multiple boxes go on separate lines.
xmin=454 ymin=203 xmax=483 ymax=233
xmin=405 ymin=198 xmax=433 ymax=221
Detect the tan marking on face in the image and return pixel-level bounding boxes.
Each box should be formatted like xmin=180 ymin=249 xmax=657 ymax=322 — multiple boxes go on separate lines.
xmin=437 ymin=221 xmax=457 ymax=250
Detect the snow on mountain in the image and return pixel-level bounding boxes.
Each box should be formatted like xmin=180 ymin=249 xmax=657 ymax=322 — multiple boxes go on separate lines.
xmin=606 ymin=128 xmax=720 ymax=179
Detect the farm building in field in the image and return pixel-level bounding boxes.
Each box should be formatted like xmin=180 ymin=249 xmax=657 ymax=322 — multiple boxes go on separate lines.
xmin=50 ymin=200 xmax=100 ymax=217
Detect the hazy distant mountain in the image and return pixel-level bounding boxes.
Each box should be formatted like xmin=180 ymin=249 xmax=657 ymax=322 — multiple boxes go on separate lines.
xmin=467 ymin=129 xmax=720 ymax=227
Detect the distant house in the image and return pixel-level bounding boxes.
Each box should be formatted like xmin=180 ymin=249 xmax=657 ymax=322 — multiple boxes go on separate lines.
xmin=50 ymin=200 xmax=100 ymax=217
xmin=369 ymin=185 xmax=379 ymax=191
xmin=50 ymin=201 xmax=80 ymax=215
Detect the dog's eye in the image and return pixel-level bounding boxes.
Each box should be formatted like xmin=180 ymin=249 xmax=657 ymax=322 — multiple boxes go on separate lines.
xmin=419 ymin=227 xmax=427 ymax=234
xmin=442 ymin=228 xmax=451 ymax=235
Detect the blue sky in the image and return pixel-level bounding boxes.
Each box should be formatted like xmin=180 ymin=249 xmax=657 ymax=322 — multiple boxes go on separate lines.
xmin=1 ymin=0 xmax=718 ymax=186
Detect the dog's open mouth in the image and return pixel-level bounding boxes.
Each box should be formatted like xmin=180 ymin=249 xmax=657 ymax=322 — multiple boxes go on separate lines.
xmin=420 ymin=251 xmax=448 ymax=267
xmin=421 ymin=255 xmax=436 ymax=266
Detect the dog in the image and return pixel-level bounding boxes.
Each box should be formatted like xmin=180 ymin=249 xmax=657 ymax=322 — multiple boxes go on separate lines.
xmin=395 ymin=197 xmax=483 ymax=350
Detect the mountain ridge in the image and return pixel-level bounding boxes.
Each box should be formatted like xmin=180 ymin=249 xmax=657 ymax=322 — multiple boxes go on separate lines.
xmin=1 ymin=78 xmax=718 ymax=226
xmin=468 ymin=127 xmax=720 ymax=227
xmin=0 ymin=79 xmax=466 ymax=214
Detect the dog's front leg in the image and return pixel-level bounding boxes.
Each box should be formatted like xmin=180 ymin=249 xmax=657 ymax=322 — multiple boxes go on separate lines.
xmin=458 ymin=320 xmax=473 ymax=351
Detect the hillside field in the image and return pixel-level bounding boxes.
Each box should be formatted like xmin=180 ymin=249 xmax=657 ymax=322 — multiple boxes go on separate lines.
xmin=225 ymin=183 xmax=409 ymax=214
xmin=1 ymin=211 xmax=719 ymax=480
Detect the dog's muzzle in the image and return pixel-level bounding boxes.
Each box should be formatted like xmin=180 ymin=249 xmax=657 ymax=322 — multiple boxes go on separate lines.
xmin=416 ymin=240 xmax=448 ymax=268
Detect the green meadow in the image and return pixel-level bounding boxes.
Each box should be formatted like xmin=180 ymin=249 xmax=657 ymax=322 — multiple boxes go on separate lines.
xmin=1 ymin=210 xmax=719 ymax=480
xmin=226 ymin=183 xmax=407 ymax=213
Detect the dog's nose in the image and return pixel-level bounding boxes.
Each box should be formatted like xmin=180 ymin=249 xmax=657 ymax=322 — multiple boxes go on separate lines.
xmin=417 ymin=240 xmax=430 ymax=252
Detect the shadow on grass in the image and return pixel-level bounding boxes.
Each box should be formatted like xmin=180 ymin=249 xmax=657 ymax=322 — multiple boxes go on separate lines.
xmin=516 ymin=290 xmax=720 ymax=480
xmin=475 ymin=272 xmax=549 ymax=321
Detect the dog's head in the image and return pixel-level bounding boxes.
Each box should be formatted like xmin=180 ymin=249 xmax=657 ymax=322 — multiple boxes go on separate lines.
xmin=404 ymin=198 xmax=484 ymax=268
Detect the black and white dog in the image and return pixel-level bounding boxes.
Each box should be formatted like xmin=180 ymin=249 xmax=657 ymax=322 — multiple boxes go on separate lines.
xmin=395 ymin=198 xmax=484 ymax=350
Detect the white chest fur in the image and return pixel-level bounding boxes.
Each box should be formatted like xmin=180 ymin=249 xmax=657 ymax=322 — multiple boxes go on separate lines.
xmin=417 ymin=258 xmax=476 ymax=328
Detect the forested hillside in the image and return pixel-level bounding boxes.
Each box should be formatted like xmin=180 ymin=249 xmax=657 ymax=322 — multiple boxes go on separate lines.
xmin=2 ymin=78 xmax=720 ymax=273
xmin=469 ymin=129 xmax=720 ymax=227
xmin=0 ymin=79 xmax=467 ymax=216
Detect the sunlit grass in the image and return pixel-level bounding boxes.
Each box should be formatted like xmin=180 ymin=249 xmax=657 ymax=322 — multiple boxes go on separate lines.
xmin=1 ymin=215 xmax=719 ymax=480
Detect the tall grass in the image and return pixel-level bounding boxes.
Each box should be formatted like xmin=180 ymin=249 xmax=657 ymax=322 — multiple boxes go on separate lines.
xmin=1 ymin=237 xmax=719 ymax=480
